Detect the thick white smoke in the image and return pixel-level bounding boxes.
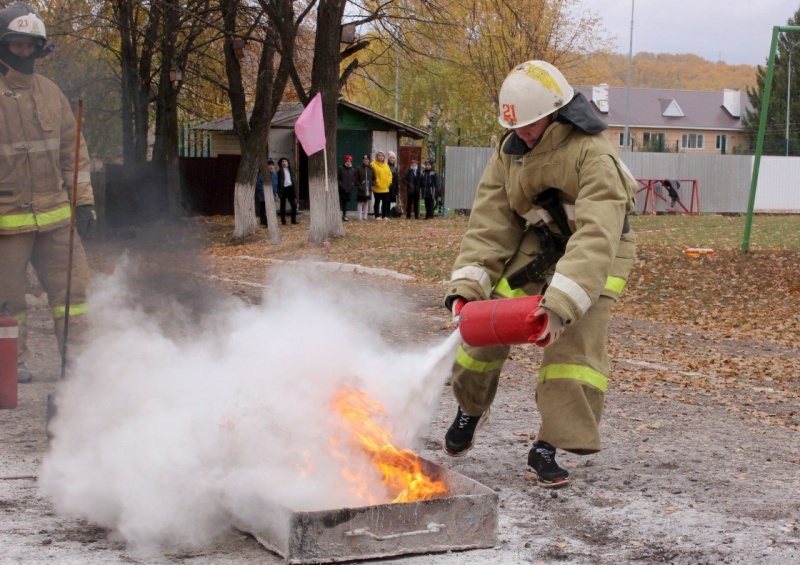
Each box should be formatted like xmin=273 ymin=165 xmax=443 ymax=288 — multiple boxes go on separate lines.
xmin=38 ymin=258 xmax=458 ymax=555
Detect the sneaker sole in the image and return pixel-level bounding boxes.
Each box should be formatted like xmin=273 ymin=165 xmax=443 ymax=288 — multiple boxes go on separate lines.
xmin=441 ymin=408 xmax=490 ymax=458
xmin=524 ymin=466 xmax=571 ymax=489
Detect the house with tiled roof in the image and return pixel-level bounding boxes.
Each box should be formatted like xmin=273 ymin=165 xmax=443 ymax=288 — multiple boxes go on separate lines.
xmin=573 ymin=85 xmax=752 ymax=155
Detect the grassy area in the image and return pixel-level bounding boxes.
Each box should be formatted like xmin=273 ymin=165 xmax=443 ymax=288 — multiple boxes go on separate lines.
xmin=201 ymin=213 xmax=799 ymax=344
xmin=631 ymin=214 xmax=800 ymax=250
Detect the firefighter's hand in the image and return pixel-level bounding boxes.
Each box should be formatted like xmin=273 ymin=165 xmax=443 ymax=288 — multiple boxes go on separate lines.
xmin=448 ymin=297 xmax=467 ymax=329
xmin=530 ymin=306 xmax=563 ymax=347
xmin=75 ymin=205 xmax=97 ymax=240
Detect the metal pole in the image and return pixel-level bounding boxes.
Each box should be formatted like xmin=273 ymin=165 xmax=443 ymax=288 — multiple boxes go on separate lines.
xmin=786 ymin=42 xmax=800 ymax=155
xmin=394 ymin=41 xmax=399 ymax=121
xmin=623 ymin=0 xmax=634 ymax=151
xmin=60 ymin=99 xmax=83 ymax=379
xmin=787 ymin=50 xmax=792 ymax=155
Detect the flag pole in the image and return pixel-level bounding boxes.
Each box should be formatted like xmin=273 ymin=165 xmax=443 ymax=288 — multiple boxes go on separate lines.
xmin=323 ymin=146 xmax=329 ymax=191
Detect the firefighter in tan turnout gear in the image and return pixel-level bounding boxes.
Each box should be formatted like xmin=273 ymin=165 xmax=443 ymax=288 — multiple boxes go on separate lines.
xmin=0 ymin=3 xmax=95 ymax=383
xmin=443 ymin=61 xmax=637 ymax=487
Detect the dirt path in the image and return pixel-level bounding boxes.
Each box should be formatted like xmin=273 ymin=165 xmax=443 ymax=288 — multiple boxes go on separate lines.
xmin=2 ymin=262 xmax=799 ymax=564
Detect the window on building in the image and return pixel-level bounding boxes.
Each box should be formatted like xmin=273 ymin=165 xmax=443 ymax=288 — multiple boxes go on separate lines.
xmin=681 ymin=133 xmax=704 ymax=149
xmin=643 ymin=132 xmax=666 ymax=151
xmin=715 ymin=134 xmax=728 ymax=151
xmin=618 ymin=132 xmax=634 ymax=147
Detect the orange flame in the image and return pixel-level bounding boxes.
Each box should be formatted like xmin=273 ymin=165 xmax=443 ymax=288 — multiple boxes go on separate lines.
xmin=333 ymin=386 xmax=447 ymax=504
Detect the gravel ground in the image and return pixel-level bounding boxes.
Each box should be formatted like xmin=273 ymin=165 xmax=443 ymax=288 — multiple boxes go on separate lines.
xmin=2 ymin=248 xmax=799 ymax=565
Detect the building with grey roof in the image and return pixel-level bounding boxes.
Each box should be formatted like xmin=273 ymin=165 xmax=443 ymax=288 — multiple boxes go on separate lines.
xmin=574 ymin=85 xmax=752 ymax=154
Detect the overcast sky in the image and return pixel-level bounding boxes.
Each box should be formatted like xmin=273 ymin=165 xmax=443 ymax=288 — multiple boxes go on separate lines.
xmin=598 ymin=0 xmax=800 ymax=66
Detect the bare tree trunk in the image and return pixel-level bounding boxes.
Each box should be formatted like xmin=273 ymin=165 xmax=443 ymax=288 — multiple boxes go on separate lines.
xmin=306 ymin=0 xmax=349 ymax=246
xmin=307 ymin=150 xmax=343 ymax=245
xmin=222 ymin=0 xmax=291 ymax=241
xmin=233 ymin=185 xmax=258 ymax=237
xmin=257 ymin=154 xmax=280 ymax=244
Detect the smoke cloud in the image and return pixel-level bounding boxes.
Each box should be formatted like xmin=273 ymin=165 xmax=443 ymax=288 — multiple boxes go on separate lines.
xmin=38 ymin=258 xmax=457 ymax=555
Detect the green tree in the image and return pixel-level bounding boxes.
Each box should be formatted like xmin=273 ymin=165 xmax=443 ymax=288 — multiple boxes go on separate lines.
xmin=742 ymin=8 xmax=800 ymax=155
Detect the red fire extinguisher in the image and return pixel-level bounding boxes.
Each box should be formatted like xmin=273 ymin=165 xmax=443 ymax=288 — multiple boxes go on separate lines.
xmin=0 ymin=313 xmax=19 ymax=410
xmin=458 ymin=295 xmax=547 ymax=347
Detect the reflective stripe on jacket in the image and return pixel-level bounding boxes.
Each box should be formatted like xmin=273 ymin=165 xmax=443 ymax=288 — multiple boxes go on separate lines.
xmin=0 ymin=66 xmax=94 ymax=235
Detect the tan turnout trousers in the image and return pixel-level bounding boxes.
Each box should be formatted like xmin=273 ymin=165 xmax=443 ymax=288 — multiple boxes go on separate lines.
xmin=450 ymin=228 xmax=635 ymax=454
xmin=0 ymin=227 xmax=91 ymax=363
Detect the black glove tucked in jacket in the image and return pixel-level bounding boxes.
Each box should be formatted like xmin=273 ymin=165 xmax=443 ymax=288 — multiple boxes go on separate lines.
xmin=75 ymin=205 xmax=97 ymax=240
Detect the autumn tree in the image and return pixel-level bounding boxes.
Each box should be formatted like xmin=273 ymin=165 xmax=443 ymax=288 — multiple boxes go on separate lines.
xmin=346 ymin=0 xmax=613 ymax=152
xmin=220 ymin=0 xmax=296 ymax=240
xmin=271 ymin=0 xmax=378 ymax=246
xmin=35 ymin=1 xmax=122 ymax=160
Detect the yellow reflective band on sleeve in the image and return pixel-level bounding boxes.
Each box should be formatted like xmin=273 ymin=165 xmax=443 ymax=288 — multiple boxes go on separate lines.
xmin=0 ymin=212 xmax=36 ymax=229
xmin=493 ymin=278 xmax=528 ymax=298
xmin=52 ymin=303 xmax=88 ymax=318
xmin=538 ymin=363 xmax=608 ymax=393
xmin=604 ymin=276 xmax=627 ymax=294
xmin=455 ymin=345 xmax=506 ymax=373
xmin=36 ymin=205 xmax=72 ymax=227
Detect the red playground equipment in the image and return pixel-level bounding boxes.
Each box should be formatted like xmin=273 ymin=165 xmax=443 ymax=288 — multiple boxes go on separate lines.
xmin=635 ymin=178 xmax=700 ymax=215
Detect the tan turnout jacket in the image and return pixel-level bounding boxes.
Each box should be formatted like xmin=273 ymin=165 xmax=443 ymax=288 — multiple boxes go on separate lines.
xmin=446 ymin=120 xmax=637 ymax=325
xmin=0 ymin=66 xmax=93 ymax=235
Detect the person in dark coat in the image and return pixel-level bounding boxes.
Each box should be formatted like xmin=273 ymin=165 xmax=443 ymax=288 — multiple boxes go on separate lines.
xmin=337 ymin=154 xmax=356 ymax=221
xmin=387 ymin=151 xmax=400 ymax=217
xmin=403 ymin=159 xmax=420 ymax=219
xmin=277 ymin=157 xmax=298 ymax=225
xmin=420 ymin=159 xmax=440 ymax=219
xmin=354 ymin=154 xmax=375 ymax=220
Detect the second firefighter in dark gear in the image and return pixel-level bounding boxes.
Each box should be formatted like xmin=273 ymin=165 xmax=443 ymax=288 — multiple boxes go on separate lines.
xmin=443 ymin=60 xmax=637 ymax=488
xmin=0 ymin=3 xmax=96 ymax=383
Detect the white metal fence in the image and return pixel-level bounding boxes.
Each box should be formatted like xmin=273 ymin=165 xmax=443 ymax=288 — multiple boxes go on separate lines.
xmin=443 ymin=147 xmax=800 ymax=214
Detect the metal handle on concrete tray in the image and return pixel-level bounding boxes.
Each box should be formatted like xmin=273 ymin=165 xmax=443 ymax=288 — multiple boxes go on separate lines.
xmin=344 ymin=522 xmax=446 ymax=541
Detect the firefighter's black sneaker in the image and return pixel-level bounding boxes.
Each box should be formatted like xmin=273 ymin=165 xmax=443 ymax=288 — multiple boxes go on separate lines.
xmin=525 ymin=440 xmax=570 ymax=488
xmin=442 ymin=406 xmax=490 ymax=457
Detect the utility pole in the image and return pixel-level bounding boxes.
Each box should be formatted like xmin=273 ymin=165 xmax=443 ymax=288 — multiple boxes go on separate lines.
xmin=623 ymin=0 xmax=635 ymax=151
xmin=785 ymin=39 xmax=800 ymax=155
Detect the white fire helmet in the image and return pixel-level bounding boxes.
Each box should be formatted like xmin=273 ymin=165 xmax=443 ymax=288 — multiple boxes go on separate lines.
xmin=0 ymin=3 xmax=47 ymax=46
xmin=497 ymin=60 xmax=574 ymax=129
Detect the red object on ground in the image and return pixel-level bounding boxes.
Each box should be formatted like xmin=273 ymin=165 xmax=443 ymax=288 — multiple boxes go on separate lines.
xmin=458 ymin=295 xmax=546 ymax=347
xmin=0 ymin=314 xmax=19 ymax=409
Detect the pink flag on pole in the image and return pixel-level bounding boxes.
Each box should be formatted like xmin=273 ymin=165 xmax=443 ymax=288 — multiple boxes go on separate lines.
xmin=294 ymin=92 xmax=327 ymax=155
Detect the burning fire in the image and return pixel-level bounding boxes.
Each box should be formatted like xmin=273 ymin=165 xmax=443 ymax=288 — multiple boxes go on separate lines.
xmin=333 ymin=386 xmax=447 ymax=504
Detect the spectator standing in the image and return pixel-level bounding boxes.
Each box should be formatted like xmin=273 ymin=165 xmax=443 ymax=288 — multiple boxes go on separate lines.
xmin=403 ymin=159 xmax=420 ymax=219
xmin=0 ymin=3 xmax=96 ymax=383
xmin=354 ymin=154 xmax=375 ymax=220
xmin=420 ymin=159 xmax=440 ymax=219
xmin=371 ymin=150 xmax=392 ymax=220
xmin=255 ymin=170 xmax=268 ymax=227
xmin=387 ymin=151 xmax=400 ymax=217
xmin=267 ymin=159 xmax=279 ymax=200
xmin=337 ymin=154 xmax=356 ymax=222
xmin=442 ymin=60 xmax=637 ymax=489
xmin=277 ymin=157 xmax=298 ymax=225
